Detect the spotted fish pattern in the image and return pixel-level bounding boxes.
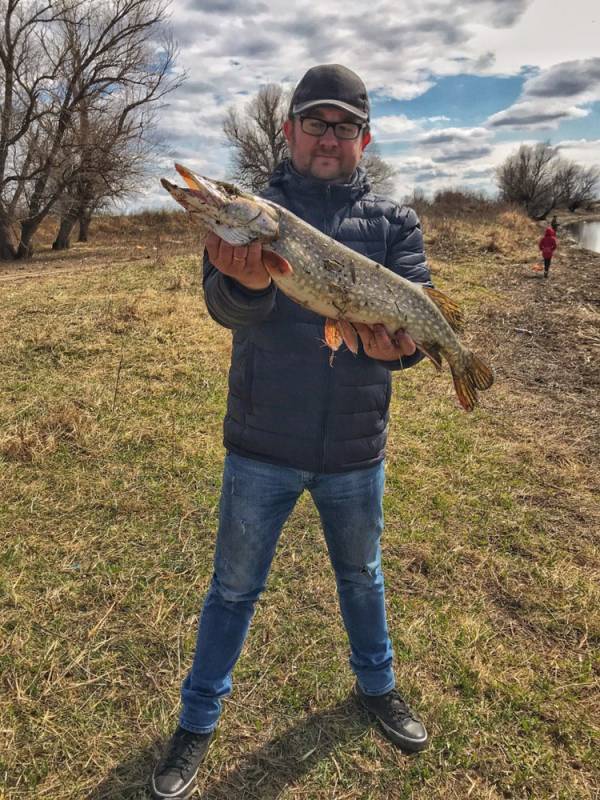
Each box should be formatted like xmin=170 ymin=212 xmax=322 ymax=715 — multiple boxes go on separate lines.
xmin=161 ymin=164 xmax=494 ymax=411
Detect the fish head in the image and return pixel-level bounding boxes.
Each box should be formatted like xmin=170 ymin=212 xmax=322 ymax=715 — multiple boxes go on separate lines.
xmin=224 ymin=196 xmax=280 ymax=242
xmin=161 ymin=164 xmax=280 ymax=246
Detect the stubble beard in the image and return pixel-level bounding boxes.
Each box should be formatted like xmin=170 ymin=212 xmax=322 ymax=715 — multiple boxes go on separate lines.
xmin=289 ymin=129 xmax=354 ymax=182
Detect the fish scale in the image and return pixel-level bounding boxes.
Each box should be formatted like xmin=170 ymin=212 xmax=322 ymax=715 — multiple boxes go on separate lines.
xmin=161 ymin=164 xmax=494 ymax=411
xmin=270 ymin=214 xmax=458 ymax=347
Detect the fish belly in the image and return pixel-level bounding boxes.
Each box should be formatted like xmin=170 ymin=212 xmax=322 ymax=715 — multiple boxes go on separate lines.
xmin=268 ymin=244 xmax=420 ymax=336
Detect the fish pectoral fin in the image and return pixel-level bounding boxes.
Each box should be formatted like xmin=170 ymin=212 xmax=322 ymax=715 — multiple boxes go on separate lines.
xmin=416 ymin=342 xmax=443 ymax=371
xmin=423 ymin=287 xmax=464 ymax=333
xmin=263 ymin=250 xmax=293 ymax=276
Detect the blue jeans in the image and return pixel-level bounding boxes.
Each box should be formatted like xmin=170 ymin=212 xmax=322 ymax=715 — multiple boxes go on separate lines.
xmin=180 ymin=453 xmax=395 ymax=733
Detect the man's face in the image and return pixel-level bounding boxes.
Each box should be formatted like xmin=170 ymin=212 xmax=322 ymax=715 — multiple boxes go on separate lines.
xmin=283 ymin=106 xmax=371 ymax=182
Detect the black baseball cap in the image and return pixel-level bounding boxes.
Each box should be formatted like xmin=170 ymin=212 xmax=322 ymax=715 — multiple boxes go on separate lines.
xmin=289 ymin=64 xmax=370 ymax=122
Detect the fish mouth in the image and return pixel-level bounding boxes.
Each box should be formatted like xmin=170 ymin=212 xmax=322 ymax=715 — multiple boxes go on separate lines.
xmin=174 ymin=163 xmax=227 ymax=208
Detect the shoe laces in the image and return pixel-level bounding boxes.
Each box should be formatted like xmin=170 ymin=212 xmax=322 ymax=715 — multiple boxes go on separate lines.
xmin=164 ymin=730 xmax=203 ymax=775
xmin=381 ymin=690 xmax=416 ymax=722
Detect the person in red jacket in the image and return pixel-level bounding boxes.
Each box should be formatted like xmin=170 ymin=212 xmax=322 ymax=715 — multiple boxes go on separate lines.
xmin=539 ymin=227 xmax=557 ymax=278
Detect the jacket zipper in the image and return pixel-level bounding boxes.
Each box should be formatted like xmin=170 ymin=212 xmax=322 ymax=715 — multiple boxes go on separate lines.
xmin=320 ymin=185 xmax=332 ymax=471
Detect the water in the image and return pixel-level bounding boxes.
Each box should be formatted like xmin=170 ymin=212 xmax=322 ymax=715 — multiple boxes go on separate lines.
xmin=565 ymin=220 xmax=600 ymax=254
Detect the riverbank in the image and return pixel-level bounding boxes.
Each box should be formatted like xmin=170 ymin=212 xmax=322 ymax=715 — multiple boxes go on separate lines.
xmin=542 ymin=206 xmax=600 ymax=229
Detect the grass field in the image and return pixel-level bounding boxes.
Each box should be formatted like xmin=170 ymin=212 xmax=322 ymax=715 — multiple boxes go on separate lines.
xmin=1 ymin=205 xmax=599 ymax=799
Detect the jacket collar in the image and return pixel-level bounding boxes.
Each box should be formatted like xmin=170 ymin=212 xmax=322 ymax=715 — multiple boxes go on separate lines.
xmin=268 ymin=158 xmax=371 ymax=203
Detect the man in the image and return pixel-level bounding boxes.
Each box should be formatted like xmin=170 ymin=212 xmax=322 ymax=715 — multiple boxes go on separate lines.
xmin=151 ymin=64 xmax=432 ymax=800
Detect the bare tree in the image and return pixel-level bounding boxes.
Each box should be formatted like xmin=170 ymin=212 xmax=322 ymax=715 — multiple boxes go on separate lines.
xmin=0 ymin=0 xmax=67 ymax=258
xmin=49 ymin=9 xmax=180 ymax=251
xmin=0 ymin=0 xmax=180 ymax=260
xmin=51 ymin=97 xmax=156 ymax=249
xmin=360 ymin=143 xmax=397 ymax=195
xmin=562 ymin=164 xmax=600 ymax=211
xmin=496 ymin=142 xmax=559 ymax=218
xmin=223 ymin=84 xmax=290 ymax=192
xmin=496 ymin=142 xmax=600 ymax=218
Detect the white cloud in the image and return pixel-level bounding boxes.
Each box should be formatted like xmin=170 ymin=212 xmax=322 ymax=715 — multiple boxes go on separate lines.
xmin=555 ymin=139 xmax=600 ymax=169
xmin=465 ymin=0 xmax=599 ymax=75
xmin=417 ymin=127 xmax=489 ymax=145
xmin=487 ymin=56 xmax=600 ymax=130
xmin=488 ymin=101 xmax=591 ymax=130
xmin=168 ymin=0 xmax=532 ymax=109
xmin=135 ymin=0 xmax=600 ymax=208
xmin=371 ymin=115 xmax=420 ymax=141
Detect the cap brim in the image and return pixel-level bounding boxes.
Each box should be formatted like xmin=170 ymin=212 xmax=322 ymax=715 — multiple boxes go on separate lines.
xmin=292 ymin=99 xmax=369 ymax=122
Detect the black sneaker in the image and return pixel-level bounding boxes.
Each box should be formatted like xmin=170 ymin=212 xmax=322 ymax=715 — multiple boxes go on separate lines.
xmin=355 ymin=683 xmax=428 ymax=753
xmin=150 ymin=726 xmax=214 ymax=799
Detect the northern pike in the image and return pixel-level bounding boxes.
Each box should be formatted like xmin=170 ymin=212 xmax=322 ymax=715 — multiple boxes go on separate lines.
xmin=161 ymin=163 xmax=494 ymax=411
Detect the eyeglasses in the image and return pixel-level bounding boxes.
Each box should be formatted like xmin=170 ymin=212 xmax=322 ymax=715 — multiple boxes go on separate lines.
xmin=299 ymin=116 xmax=365 ymax=140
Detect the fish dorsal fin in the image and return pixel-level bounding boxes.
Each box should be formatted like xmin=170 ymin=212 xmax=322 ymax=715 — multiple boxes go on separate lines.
xmin=423 ymin=287 xmax=464 ymax=333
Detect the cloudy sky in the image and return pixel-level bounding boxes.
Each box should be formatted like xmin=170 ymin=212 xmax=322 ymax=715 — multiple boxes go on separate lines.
xmin=142 ymin=0 xmax=600 ymax=209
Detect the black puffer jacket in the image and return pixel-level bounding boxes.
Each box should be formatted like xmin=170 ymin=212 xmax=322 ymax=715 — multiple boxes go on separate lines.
xmin=203 ymin=159 xmax=431 ymax=473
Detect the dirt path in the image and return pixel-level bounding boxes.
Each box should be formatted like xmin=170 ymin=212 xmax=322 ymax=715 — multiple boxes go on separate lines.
xmin=477 ymin=223 xmax=600 ymax=527
xmin=0 ymin=242 xmax=159 ymax=283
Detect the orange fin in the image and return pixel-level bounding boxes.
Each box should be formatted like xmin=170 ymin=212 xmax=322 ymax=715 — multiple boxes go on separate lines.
xmin=451 ymin=352 xmax=494 ymax=411
xmin=339 ymin=320 xmax=359 ymax=354
xmin=263 ymin=250 xmax=293 ymax=276
xmin=423 ymin=287 xmax=464 ymax=333
xmin=325 ymin=318 xmax=343 ymax=351
xmin=417 ymin=342 xmax=443 ymax=371
xmin=469 ymin=352 xmax=494 ymax=390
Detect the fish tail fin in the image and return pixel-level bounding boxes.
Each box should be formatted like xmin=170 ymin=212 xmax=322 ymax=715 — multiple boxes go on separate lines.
xmin=451 ymin=352 xmax=494 ymax=411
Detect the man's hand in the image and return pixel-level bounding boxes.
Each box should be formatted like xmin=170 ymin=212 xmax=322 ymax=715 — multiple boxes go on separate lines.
xmin=206 ymin=232 xmax=272 ymax=291
xmin=353 ymin=323 xmax=417 ymax=361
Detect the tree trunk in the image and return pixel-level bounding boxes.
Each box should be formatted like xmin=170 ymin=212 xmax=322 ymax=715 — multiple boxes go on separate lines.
xmin=17 ymin=220 xmax=38 ymax=259
xmin=0 ymin=218 xmax=20 ymax=260
xmin=53 ymin=216 xmax=77 ymax=250
xmin=78 ymin=211 xmax=92 ymax=242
